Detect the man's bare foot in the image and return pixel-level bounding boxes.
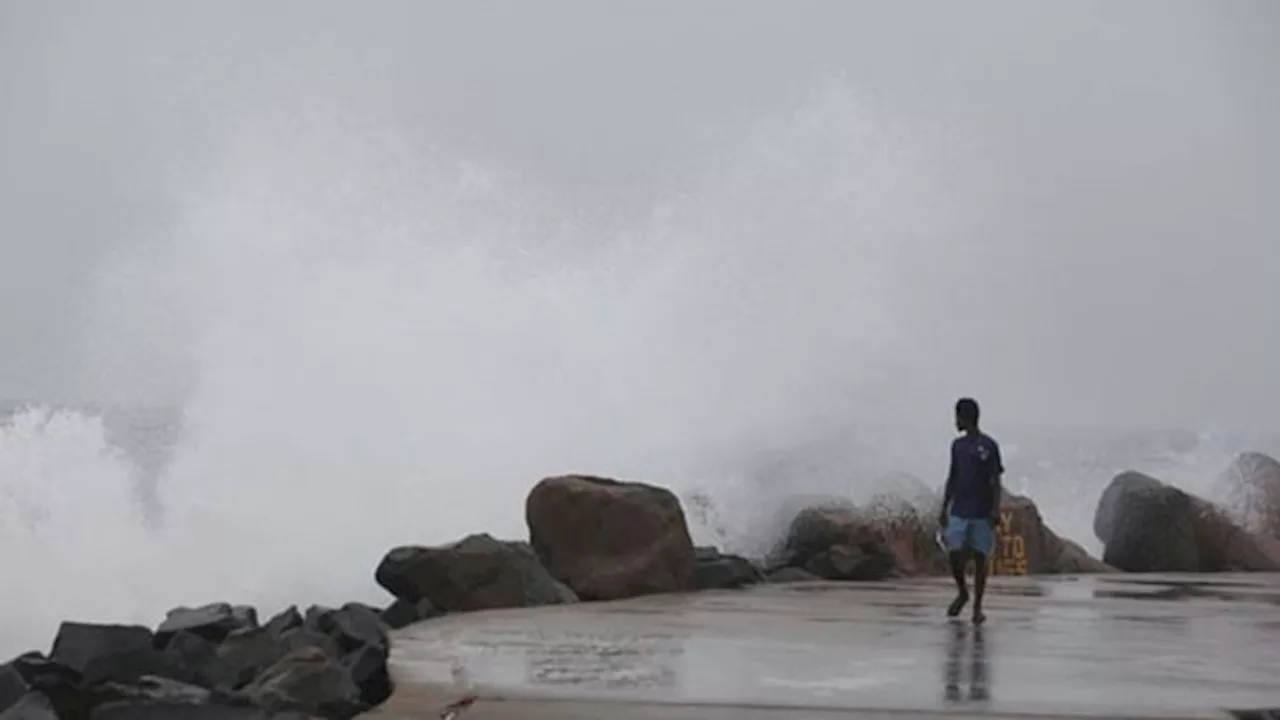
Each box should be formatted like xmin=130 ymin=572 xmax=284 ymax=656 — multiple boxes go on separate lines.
xmin=947 ymin=591 xmax=969 ymax=617
xmin=972 ymin=608 xmax=986 ymax=626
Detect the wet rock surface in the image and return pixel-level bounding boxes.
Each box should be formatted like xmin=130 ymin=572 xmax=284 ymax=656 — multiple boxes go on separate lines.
xmin=1096 ymin=471 xmax=1280 ymax=572
xmin=771 ymin=490 xmax=1109 ymax=581
xmin=526 ymin=475 xmax=697 ymax=601
xmin=375 ymin=533 xmax=575 ymax=612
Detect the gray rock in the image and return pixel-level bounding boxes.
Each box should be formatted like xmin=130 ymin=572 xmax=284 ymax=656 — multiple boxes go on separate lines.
xmin=376 ymin=534 xmax=571 ymax=612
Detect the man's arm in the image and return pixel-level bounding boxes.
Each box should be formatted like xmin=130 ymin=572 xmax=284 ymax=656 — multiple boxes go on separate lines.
xmin=940 ymin=444 xmax=956 ymax=525
xmin=989 ymin=443 xmax=1005 ymax=521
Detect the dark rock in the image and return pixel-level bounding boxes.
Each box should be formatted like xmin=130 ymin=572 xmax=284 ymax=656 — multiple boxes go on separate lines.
xmin=7 ymin=653 xmax=92 ymax=719
xmin=376 ymin=534 xmax=572 ymax=612
xmin=49 ymin=623 xmax=181 ymax=685
xmin=161 ymin=633 xmax=226 ymax=688
xmin=308 ymin=605 xmax=387 ymax=655
xmin=157 ymin=605 xmax=258 ymax=646
xmin=802 ymin=544 xmax=895 ymax=581
xmin=1095 ymin=471 xmax=1280 ymax=572
xmin=240 ymin=647 xmax=365 ymax=720
xmin=765 ymin=566 xmax=822 ymax=583
xmin=96 ymin=676 xmax=211 ymax=706
xmin=0 ymin=660 xmax=30 ymax=713
xmin=525 ymin=475 xmax=697 ymax=601
xmin=0 ymin=692 xmax=58 ymax=719
xmin=210 ymin=626 xmax=339 ymax=693
xmin=694 ymin=546 xmax=721 ymax=562
xmin=262 ymin=608 xmax=302 ymax=640
xmin=693 ymin=555 xmax=765 ymax=590
xmin=341 ymin=646 xmax=391 ymax=708
xmin=378 ymin=599 xmax=439 ymax=630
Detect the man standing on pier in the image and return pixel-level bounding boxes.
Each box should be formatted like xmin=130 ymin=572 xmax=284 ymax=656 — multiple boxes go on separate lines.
xmin=939 ymin=397 xmax=1003 ymax=625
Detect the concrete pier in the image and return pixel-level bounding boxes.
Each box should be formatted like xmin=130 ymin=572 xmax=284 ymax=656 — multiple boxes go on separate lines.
xmin=368 ymin=573 xmax=1280 ymax=719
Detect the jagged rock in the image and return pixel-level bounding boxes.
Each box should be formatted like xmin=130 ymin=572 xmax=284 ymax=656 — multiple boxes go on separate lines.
xmin=526 ymin=475 xmax=696 ymax=601
xmin=304 ymin=605 xmax=386 ymax=655
xmin=1218 ymin=452 xmax=1280 ymax=536
xmin=378 ymin=599 xmax=439 ymax=630
xmin=240 ymin=647 xmax=365 ymax=720
xmin=1095 ymin=471 xmax=1280 ymax=572
xmin=0 ymin=660 xmax=30 ymax=713
xmin=261 ymin=608 xmax=302 ymax=640
xmin=4 ymin=652 xmax=93 ymax=719
xmin=0 ymin=691 xmax=58 ymax=719
xmin=209 ymin=626 xmax=339 ymax=693
xmin=692 ymin=551 xmax=765 ymax=590
xmin=157 ymin=605 xmax=258 ymax=646
xmin=49 ymin=623 xmax=191 ymax=686
xmin=376 ymin=534 xmax=573 ymax=612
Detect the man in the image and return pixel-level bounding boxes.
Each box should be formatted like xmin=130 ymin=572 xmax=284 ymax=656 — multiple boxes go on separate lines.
xmin=939 ymin=397 xmax=1003 ymax=624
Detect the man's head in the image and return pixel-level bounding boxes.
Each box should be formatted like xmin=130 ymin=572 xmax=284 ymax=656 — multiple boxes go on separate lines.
xmin=955 ymin=397 xmax=980 ymax=432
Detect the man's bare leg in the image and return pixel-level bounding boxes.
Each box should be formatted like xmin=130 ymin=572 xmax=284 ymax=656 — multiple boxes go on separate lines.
xmin=971 ymin=553 xmax=988 ymax=625
xmin=947 ymin=551 xmax=970 ymax=617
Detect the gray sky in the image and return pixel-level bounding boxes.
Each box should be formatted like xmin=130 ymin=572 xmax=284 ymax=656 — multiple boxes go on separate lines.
xmin=2 ymin=0 xmax=1278 ymax=432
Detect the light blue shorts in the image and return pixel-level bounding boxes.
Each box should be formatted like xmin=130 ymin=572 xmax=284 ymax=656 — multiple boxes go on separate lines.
xmin=945 ymin=515 xmax=995 ymax=556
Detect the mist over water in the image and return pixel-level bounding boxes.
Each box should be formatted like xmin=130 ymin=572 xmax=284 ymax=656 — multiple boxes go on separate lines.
xmin=2 ymin=1 xmax=1279 ymax=655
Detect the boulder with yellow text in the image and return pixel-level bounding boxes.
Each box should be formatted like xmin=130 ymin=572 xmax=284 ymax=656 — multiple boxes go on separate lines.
xmin=995 ymin=491 xmax=1115 ymax=575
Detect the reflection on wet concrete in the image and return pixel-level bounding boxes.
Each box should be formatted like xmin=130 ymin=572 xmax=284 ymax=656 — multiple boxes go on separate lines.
xmin=373 ymin=573 xmax=1280 ymax=719
xmin=943 ymin=623 xmax=989 ymax=704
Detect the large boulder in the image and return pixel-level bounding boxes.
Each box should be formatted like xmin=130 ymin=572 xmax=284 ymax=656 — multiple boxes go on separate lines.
xmin=525 ymin=475 xmax=696 ymax=601
xmin=1094 ymin=471 xmax=1280 ymax=572
xmin=376 ymin=533 xmax=575 ymax=612
xmin=775 ymin=505 xmax=897 ymax=580
xmin=1217 ymin=452 xmax=1280 ymax=537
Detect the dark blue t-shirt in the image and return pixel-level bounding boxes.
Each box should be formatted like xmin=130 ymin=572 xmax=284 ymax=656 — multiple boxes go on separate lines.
xmin=947 ymin=432 xmax=1003 ymax=519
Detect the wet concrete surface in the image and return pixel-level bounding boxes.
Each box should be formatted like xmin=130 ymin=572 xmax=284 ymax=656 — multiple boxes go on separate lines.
xmin=368 ymin=573 xmax=1280 ymax=719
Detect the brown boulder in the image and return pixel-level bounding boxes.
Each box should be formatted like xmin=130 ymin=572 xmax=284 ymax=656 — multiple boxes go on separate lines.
xmin=525 ymin=475 xmax=696 ymax=601
xmin=374 ymin=534 xmax=575 ymax=612
xmin=1217 ymin=452 xmax=1280 ymax=536
xmin=1094 ymin=471 xmax=1280 ymax=573
xmin=994 ymin=491 xmax=1114 ymax=575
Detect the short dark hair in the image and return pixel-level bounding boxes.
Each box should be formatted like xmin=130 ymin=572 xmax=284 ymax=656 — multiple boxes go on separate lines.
xmin=956 ymin=397 xmax=980 ymax=425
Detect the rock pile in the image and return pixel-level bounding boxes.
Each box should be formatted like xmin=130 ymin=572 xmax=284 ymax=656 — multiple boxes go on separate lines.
xmin=764 ymin=489 xmax=1112 ymax=580
xmin=0 ymin=602 xmax=391 ymax=719
xmin=16 ymin=454 xmax=1272 ymax=718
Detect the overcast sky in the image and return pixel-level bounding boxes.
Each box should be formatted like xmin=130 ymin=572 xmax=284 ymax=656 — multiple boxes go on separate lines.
xmin=1 ymin=0 xmax=1278 ymax=432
